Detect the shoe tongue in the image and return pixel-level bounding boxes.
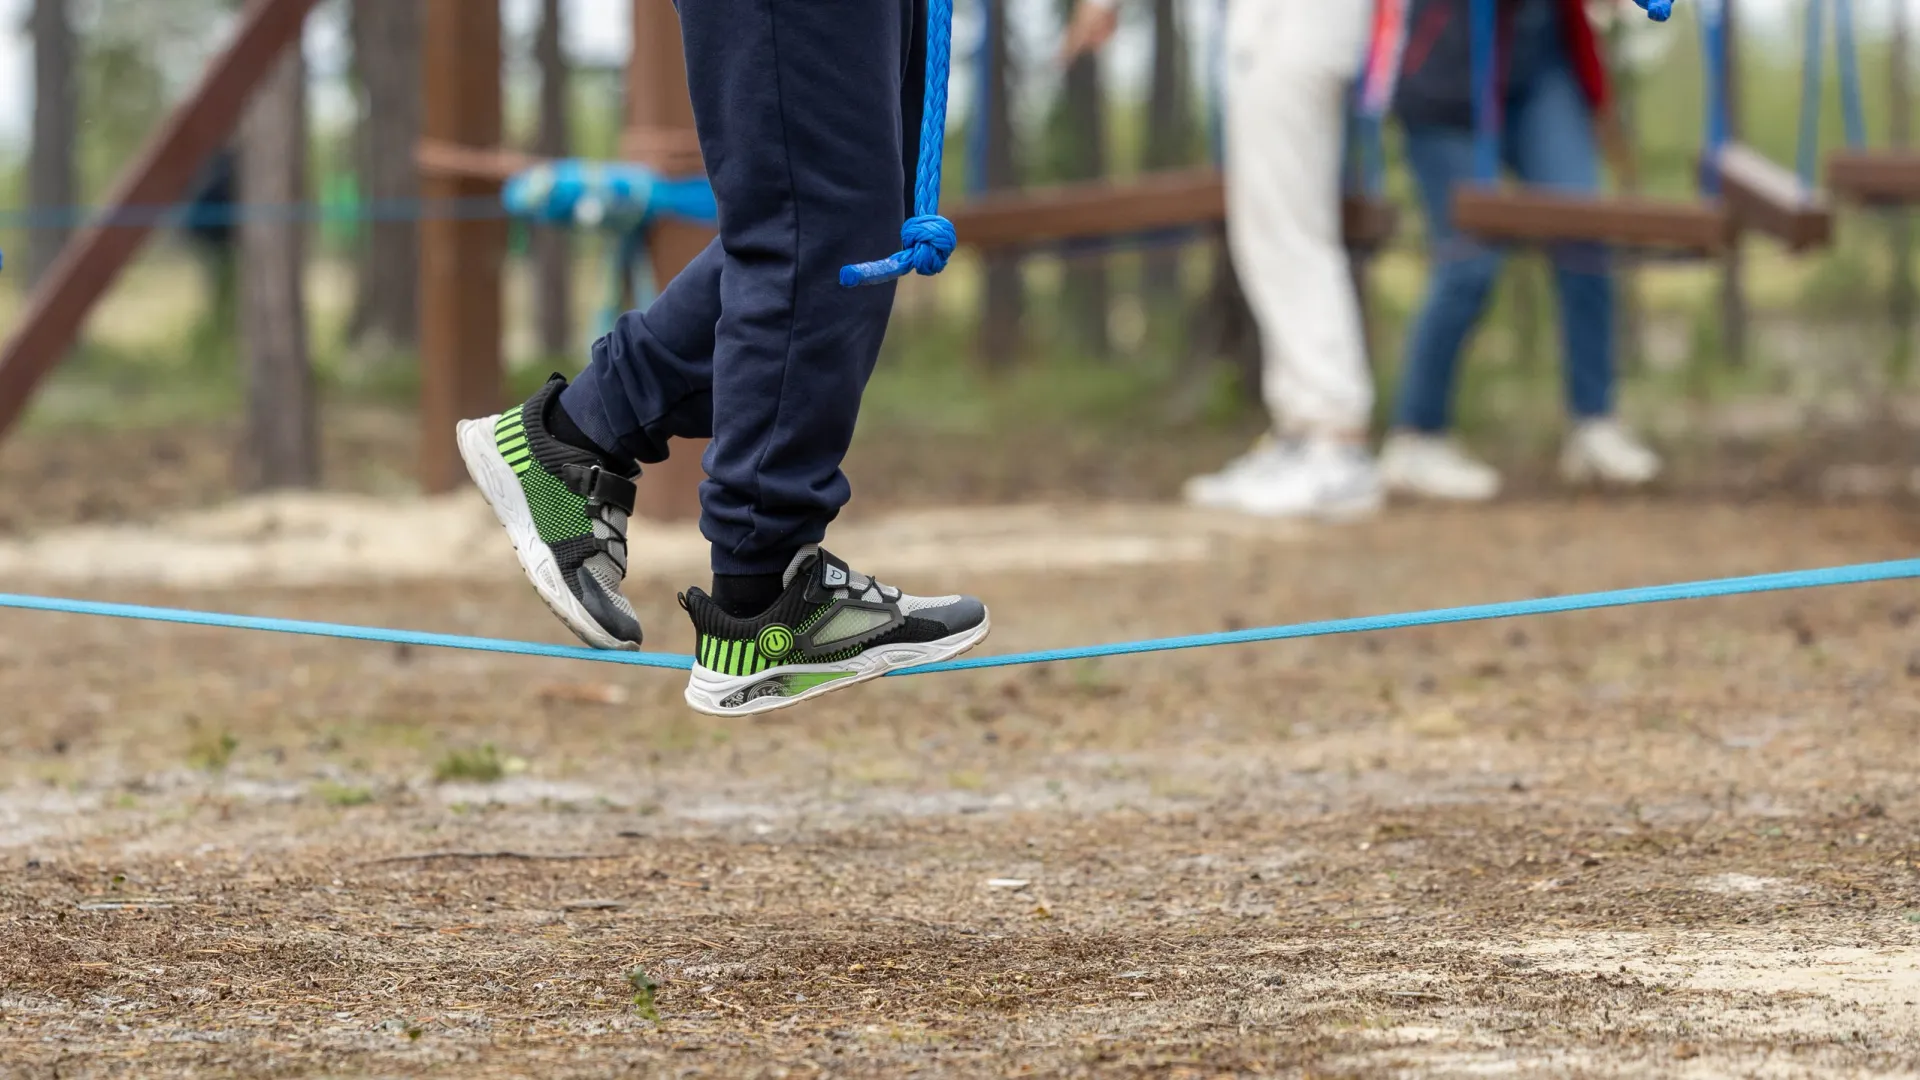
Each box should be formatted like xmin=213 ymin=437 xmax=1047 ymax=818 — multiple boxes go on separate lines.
xmin=782 ymin=545 xmax=820 ymax=589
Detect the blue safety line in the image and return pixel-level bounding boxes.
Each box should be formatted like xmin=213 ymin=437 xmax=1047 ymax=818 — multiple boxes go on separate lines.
xmin=1469 ymin=0 xmax=1500 ymax=185
xmin=840 ymin=0 xmax=957 ymax=287
xmin=1799 ymin=0 xmax=1827 ymax=187
xmin=1698 ymin=0 xmax=1730 ymax=196
xmin=1834 ymin=0 xmax=1867 ymax=150
xmin=6 ymin=558 xmax=1917 ymax=679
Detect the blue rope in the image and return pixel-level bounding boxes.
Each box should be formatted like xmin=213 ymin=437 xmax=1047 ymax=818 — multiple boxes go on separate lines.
xmin=1698 ymin=0 xmax=1730 ymax=196
xmin=840 ymin=0 xmax=958 ymax=288
xmin=1799 ymin=0 xmax=1827 ymax=187
xmin=1834 ymin=0 xmax=1867 ymax=150
xmin=6 ymin=558 xmax=1917 ymax=678
xmin=1468 ymin=0 xmax=1500 ymax=185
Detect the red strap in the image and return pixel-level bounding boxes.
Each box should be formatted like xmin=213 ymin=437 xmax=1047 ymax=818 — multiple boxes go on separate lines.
xmin=1559 ymin=0 xmax=1612 ymax=113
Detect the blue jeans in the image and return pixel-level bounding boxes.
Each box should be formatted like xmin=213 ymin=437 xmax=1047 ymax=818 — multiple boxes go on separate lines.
xmin=1395 ymin=61 xmax=1615 ymax=433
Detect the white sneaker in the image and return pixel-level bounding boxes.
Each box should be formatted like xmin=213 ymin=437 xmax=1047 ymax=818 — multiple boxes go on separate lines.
xmin=1185 ymin=438 xmax=1382 ymax=520
xmin=1379 ymin=431 xmax=1502 ymax=502
xmin=1182 ymin=436 xmax=1292 ymax=507
xmin=1561 ymin=418 xmax=1661 ymax=487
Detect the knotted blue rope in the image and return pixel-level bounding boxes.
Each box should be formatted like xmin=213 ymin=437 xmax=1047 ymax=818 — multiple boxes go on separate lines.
xmin=840 ymin=0 xmax=957 ymax=287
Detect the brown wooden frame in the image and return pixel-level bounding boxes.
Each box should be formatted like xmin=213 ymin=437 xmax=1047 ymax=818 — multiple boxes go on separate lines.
xmin=1453 ymin=187 xmax=1731 ymax=255
xmin=1714 ymin=144 xmax=1832 ymax=250
xmin=1827 ymin=150 xmax=1920 ymax=204
xmin=413 ymin=152 xmax=1399 ymax=254
xmin=0 ymin=0 xmax=327 ymax=442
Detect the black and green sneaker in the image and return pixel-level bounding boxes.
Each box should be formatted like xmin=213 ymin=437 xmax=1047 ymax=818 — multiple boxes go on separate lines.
xmin=680 ymin=548 xmax=990 ymax=716
xmin=457 ymin=376 xmax=645 ymax=650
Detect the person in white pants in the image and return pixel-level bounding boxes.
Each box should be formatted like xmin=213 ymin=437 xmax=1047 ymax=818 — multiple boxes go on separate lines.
xmin=1064 ymin=0 xmax=1382 ymax=519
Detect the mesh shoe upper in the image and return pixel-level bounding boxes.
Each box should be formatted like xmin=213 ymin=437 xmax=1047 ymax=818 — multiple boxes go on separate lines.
xmin=682 ymin=548 xmax=986 ymax=677
xmin=497 ymin=377 xmax=644 ymax=644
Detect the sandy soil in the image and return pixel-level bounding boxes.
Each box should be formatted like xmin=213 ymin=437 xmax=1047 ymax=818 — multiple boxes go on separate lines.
xmin=3 ymin=494 xmax=1919 ymax=1078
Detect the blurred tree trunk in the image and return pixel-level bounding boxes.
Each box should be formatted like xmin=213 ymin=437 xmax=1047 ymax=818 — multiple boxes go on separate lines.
xmin=1892 ymin=0 xmax=1914 ymax=384
xmin=1053 ymin=0 xmax=1109 ymax=357
xmin=238 ymin=44 xmax=318 ymax=491
xmin=532 ymin=0 xmax=574 ymax=358
xmin=26 ymin=0 xmax=77 ymax=290
xmin=1141 ymin=0 xmax=1191 ymax=305
xmin=978 ymin=0 xmax=1024 ymax=369
xmin=348 ymin=0 xmax=422 ymax=351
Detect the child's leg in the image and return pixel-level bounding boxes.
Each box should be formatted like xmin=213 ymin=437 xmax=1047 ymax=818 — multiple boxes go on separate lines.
xmin=555 ymin=238 xmax=724 ymax=466
xmin=677 ymin=0 xmax=925 ymax=578
xmin=673 ymin=0 xmax=989 ymax=716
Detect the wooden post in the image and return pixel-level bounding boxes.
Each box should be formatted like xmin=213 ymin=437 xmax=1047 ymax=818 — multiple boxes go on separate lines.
xmin=417 ymin=0 xmax=504 ymax=493
xmin=624 ymin=0 xmax=712 ymax=522
xmin=0 ymin=0 xmax=325 ymax=442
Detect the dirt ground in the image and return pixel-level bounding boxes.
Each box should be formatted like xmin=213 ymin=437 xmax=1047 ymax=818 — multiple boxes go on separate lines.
xmin=3 ymin=475 xmax=1919 ymax=1078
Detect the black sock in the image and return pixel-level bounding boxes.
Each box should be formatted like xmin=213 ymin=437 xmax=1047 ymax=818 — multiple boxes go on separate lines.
xmin=711 ymin=572 xmax=787 ymax=619
xmin=544 ymin=392 xmax=631 ymax=474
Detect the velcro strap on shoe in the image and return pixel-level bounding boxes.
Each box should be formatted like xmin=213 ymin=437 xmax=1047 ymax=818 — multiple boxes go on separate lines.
xmin=811 ymin=549 xmax=854 ymax=597
xmin=561 ymin=464 xmax=637 ymax=514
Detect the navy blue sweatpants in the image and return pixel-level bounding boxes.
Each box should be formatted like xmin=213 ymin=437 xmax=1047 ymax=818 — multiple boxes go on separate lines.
xmin=558 ymin=0 xmax=926 ymax=576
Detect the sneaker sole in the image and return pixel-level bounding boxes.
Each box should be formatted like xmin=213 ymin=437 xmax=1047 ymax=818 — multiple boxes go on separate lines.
xmin=1560 ymin=454 xmax=1659 ymax=488
xmin=683 ymin=614 xmax=992 ymax=718
xmin=457 ymin=416 xmax=641 ymax=652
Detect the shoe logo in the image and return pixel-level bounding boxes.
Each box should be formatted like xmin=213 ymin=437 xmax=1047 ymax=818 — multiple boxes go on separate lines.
xmin=757 ymin=624 xmax=795 ymax=661
xmin=822 ymin=564 xmax=848 ymax=588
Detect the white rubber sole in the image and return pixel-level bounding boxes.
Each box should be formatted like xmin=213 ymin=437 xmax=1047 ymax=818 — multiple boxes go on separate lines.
xmin=457 ymin=416 xmax=640 ymax=652
xmin=1559 ymin=452 xmax=1660 ymax=488
xmin=1184 ymin=485 xmax=1382 ymax=523
xmin=683 ymin=614 xmax=992 ymax=718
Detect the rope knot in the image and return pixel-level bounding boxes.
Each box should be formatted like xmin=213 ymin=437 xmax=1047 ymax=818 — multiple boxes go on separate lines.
xmin=900 ymin=214 xmax=957 ymax=275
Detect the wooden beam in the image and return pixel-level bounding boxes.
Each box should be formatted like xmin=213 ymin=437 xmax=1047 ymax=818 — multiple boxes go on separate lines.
xmin=1714 ymin=144 xmax=1832 ymax=251
xmin=950 ymin=168 xmax=1395 ymax=251
xmin=625 ymin=0 xmax=712 ymax=523
xmin=1827 ymin=150 xmax=1920 ymax=205
xmin=1453 ymin=188 xmax=1730 ymax=255
xmin=410 ymin=148 xmax=1403 ymax=254
xmin=416 ymin=140 xmax=539 ymax=184
xmin=0 ymin=0 xmax=325 ymax=441
xmin=417 ymin=0 xmax=504 ymax=494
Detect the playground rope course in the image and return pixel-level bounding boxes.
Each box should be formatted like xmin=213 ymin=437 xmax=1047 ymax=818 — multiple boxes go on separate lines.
xmin=3 ymin=559 xmax=1918 ymax=677
xmin=19 ymin=0 xmax=1900 ymax=678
